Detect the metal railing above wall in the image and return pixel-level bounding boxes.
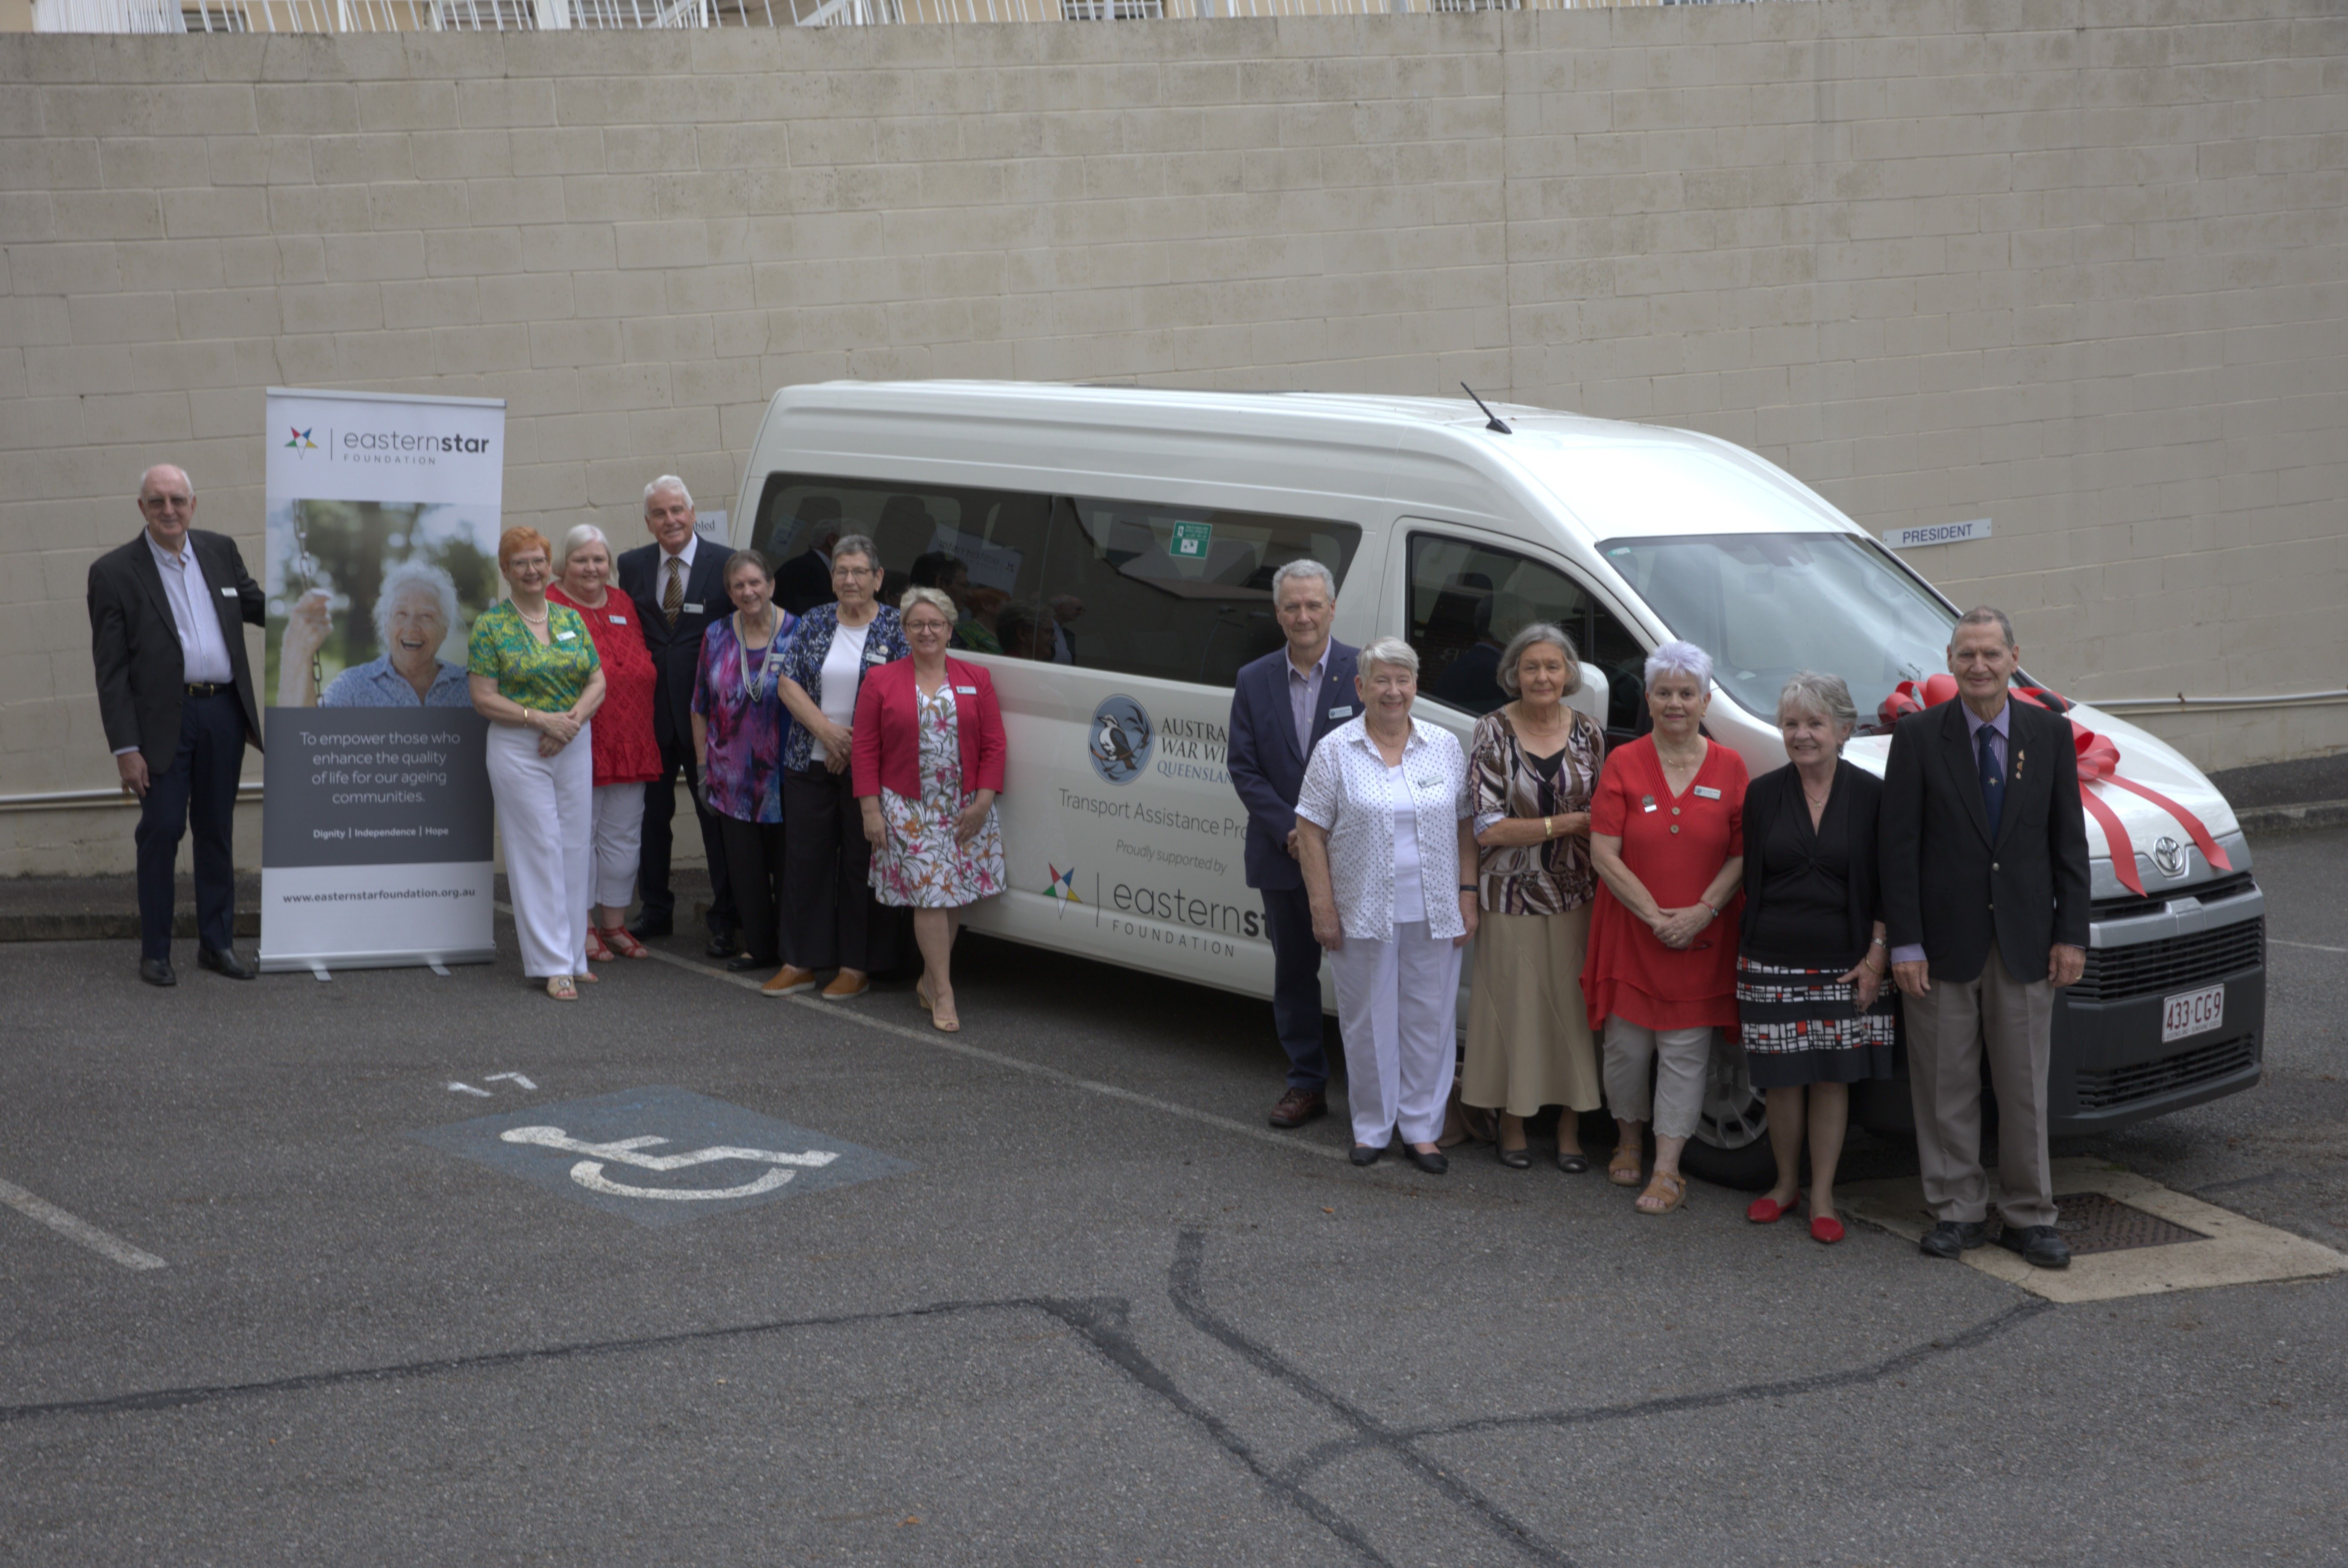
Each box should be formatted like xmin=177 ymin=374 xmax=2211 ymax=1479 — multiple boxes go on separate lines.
xmin=38 ymin=0 xmax=1747 ymax=31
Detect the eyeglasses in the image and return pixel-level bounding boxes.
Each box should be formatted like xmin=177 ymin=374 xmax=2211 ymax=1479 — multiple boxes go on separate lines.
xmin=833 ymin=565 xmax=876 ymax=580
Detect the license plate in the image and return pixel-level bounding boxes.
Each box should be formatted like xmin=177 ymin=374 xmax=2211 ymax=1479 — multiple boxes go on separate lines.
xmin=2160 ymin=983 xmax=2225 ymax=1044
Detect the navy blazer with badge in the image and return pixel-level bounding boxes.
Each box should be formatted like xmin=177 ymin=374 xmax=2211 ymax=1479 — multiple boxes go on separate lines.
xmin=1879 ymin=696 xmax=2091 ymax=986
xmin=617 ymin=539 xmax=731 ymax=750
xmin=88 ymin=528 xmax=266 ymax=769
xmin=1227 ymin=640 xmax=1362 ymax=892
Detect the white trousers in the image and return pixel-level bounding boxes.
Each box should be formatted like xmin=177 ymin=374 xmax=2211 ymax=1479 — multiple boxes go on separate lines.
xmin=1329 ymin=920 xmax=1463 ymax=1148
xmin=589 ymin=781 xmax=646 ymax=912
xmin=1602 ymin=1017 xmax=1714 ymax=1141
xmin=487 ymin=721 xmax=593 ymax=979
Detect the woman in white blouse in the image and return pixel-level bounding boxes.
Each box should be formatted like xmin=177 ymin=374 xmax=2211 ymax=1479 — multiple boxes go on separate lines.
xmin=1295 ymin=637 xmax=1479 ymax=1172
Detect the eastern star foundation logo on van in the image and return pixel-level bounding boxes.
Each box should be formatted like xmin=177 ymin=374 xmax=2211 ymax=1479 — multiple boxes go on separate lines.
xmin=1044 ymin=864 xmax=1082 ymax=904
xmin=1088 ymin=696 xmax=1153 ymax=786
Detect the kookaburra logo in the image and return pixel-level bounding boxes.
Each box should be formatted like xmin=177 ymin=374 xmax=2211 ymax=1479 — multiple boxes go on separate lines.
xmin=1089 ymin=695 xmax=1154 ymax=785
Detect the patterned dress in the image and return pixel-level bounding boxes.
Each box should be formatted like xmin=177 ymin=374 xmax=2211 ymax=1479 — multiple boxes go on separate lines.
xmin=692 ymin=613 xmax=795 ymax=825
xmin=466 ymin=600 xmax=599 ymax=711
xmin=869 ymin=684 xmax=1006 ymax=909
xmin=549 ymin=585 xmax=660 ymax=785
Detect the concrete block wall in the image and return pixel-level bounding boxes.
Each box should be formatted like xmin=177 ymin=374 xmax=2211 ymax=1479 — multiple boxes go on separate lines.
xmin=1 ymin=0 xmax=2343 ymax=875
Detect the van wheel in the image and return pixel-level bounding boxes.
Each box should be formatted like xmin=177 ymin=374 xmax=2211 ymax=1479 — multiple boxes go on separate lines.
xmin=1681 ymin=1046 xmax=1776 ymax=1192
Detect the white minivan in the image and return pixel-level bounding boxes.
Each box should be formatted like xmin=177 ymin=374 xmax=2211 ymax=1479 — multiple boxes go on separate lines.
xmin=730 ymin=382 xmax=2266 ymax=1185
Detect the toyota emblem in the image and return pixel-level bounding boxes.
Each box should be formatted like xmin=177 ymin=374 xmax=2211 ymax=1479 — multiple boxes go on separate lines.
xmin=2151 ymin=835 xmax=2188 ymax=878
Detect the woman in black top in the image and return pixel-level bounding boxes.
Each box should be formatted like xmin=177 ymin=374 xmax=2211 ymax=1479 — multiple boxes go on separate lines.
xmin=1736 ymin=672 xmax=1894 ymax=1244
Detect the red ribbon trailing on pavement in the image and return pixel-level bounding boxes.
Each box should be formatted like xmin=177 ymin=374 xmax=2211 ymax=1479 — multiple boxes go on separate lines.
xmin=1876 ymin=675 xmax=2231 ymax=896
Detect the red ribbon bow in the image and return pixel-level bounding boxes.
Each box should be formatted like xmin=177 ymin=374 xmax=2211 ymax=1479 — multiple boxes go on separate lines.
xmin=1875 ymin=677 xmax=2230 ymax=896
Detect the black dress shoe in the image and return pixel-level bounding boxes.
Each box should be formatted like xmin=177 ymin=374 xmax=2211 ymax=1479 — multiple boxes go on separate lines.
xmin=1918 ymin=1219 xmax=1990 ymax=1260
xmin=629 ymin=914 xmax=673 ymax=941
xmin=705 ymin=929 xmax=742 ymax=960
xmin=1269 ymin=1089 xmax=1327 ymax=1129
xmin=1409 ymin=1148 xmax=1450 ymax=1176
xmin=1995 ymin=1224 xmax=2072 ymax=1269
xmin=139 ymin=957 xmax=177 ymax=988
xmin=1349 ymin=1144 xmax=1384 ymax=1167
xmin=197 ymin=947 xmax=256 ymax=980
xmin=725 ymin=954 xmax=778 ymax=974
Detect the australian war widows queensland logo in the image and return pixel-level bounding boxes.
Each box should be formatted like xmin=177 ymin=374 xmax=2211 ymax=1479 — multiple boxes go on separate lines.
xmin=1089 ymin=696 xmax=1153 ymax=785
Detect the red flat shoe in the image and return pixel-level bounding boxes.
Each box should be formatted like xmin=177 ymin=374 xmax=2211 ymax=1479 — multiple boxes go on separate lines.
xmin=1746 ymin=1194 xmax=1802 ymax=1224
xmin=584 ymin=927 xmax=613 ymax=964
xmin=600 ymin=925 xmax=650 ymax=960
xmin=1810 ymin=1215 xmax=1846 ymax=1245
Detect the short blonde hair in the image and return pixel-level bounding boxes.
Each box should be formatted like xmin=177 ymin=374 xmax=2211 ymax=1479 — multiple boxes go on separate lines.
xmin=899 ymin=585 xmax=956 ymax=623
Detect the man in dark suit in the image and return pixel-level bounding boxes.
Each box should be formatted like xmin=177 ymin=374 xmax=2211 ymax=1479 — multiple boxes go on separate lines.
xmin=1227 ymin=561 xmax=1361 ymax=1129
xmin=616 ymin=475 xmax=737 ymax=957
xmin=1881 ymin=605 xmax=2091 ymax=1269
xmin=86 ymin=464 xmax=264 ymax=987
xmin=772 ymin=499 xmax=841 ymax=617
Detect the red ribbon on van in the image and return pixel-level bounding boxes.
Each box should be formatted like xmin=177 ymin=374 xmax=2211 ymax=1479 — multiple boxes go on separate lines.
xmin=1876 ymin=675 xmax=2231 ymax=896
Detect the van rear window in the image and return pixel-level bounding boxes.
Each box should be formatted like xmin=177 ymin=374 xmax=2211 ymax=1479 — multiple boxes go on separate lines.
xmin=752 ymin=472 xmax=1359 ymax=689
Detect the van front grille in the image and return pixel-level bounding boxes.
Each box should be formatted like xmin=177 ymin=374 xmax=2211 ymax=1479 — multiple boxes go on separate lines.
xmin=2092 ymin=869 xmax=2256 ymax=923
xmin=2074 ymin=917 xmax=2264 ymax=1002
xmin=2074 ymin=1035 xmax=2259 ymax=1111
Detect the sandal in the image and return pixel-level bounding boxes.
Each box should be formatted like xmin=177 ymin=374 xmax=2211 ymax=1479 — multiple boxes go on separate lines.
xmin=545 ymin=975 xmax=577 ymax=1001
xmin=915 ymin=976 xmax=936 ymax=1013
xmin=1635 ymin=1170 xmax=1687 ymax=1215
xmin=1608 ymin=1146 xmax=1644 ymax=1187
xmin=601 ymin=925 xmax=649 ymax=960
xmin=584 ymin=927 xmax=613 ymax=964
xmin=932 ymin=1004 xmax=960 ymax=1034
xmin=574 ymin=969 xmax=598 ymax=984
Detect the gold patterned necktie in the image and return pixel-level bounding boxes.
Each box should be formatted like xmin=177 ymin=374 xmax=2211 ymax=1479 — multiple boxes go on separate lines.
xmin=662 ymin=555 xmax=683 ymax=628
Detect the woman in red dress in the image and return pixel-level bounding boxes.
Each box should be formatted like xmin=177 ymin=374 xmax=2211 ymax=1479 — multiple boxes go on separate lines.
xmin=1583 ymin=640 xmax=1747 ymax=1215
xmin=551 ymin=525 xmax=663 ymax=961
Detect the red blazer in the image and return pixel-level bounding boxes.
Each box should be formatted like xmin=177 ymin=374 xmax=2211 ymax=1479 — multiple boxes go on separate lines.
xmin=851 ymin=656 xmax=1007 ymax=803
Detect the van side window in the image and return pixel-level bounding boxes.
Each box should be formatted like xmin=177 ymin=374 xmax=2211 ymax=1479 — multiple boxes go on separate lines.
xmin=751 ymin=472 xmax=1054 ymax=648
xmin=1404 ymin=532 xmax=1647 ymax=733
xmin=1031 ymin=497 xmax=1362 ymax=689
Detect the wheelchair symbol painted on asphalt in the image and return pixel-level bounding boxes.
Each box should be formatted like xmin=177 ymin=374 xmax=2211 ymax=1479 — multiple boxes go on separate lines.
xmin=411 ymin=1086 xmax=914 ymax=1227
xmin=499 ymin=1124 xmax=842 ymax=1201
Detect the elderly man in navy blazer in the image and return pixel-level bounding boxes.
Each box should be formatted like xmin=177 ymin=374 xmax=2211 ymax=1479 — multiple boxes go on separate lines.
xmin=1228 ymin=561 xmax=1362 ymax=1129
xmin=616 ymin=476 xmax=738 ymax=957
xmin=86 ymin=464 xmax=265 ymax=987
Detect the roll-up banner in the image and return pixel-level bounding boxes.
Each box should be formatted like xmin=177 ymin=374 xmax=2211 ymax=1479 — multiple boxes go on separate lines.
xmin=259 ymin=388 xmax=507 ymax=974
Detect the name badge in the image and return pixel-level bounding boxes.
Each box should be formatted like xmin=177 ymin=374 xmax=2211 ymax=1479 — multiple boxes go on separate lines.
xmin=609 ymin=615 xmax=627 ymax=625
xmin=681 ymin=602 xmax=703 ymax=614
xmin=1328 ymin=705 xmax=1353 ymax=719
xmin=219 ymin=586 xmax=238 ymax=598
xmin=866 ymin=647 xmax=887 ymax=663
xmin=556 ymin=630 xmax=576 ymax=641
xmin=1693 ymin=785 xmax=1722 ymax=800
xmin=1641 ymin=793 xmax=1657 ymax=813
xmin=956 ymin=684 xmax=977 ymax=694
xmin=1414 ymin=776 xmax=1440 ymax=790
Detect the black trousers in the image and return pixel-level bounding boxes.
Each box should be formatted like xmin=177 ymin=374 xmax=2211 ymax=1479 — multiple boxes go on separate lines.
xmin=720 ymin=815 xmax=788 ymax=968
xmin=638 ymin=729 xmax=734 ymax=935
xmin=1260 ymin=883 xmax=1333 ymax=1093
xmin=135 ymin=689 xmax=246 ymax=962
xmin=781 ymin=767 xmax=898 ymax=975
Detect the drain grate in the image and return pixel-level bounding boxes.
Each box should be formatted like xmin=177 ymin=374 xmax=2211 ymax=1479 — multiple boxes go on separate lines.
xmin=1995 ymin=1192 xmax=2210 ymax=1256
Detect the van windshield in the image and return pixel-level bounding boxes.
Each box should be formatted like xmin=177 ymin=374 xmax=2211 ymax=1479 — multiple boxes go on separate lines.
xmin=1600 ymin=533 xmax=1956 ymax=732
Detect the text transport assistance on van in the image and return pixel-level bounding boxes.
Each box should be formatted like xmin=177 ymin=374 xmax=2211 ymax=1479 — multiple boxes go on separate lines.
xmin=729 ymin=382 xmax=2265 ymax=1188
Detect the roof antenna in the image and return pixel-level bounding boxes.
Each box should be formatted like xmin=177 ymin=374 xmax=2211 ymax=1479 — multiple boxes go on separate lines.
xmin=1460 ymin=382 xmax=1512 ymax=434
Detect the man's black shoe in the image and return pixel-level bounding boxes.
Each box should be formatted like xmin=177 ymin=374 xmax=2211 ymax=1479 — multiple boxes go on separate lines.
xmin=1918 ymin=1220 xmax=1988 ymax=1260
xmin=725 ymin=954 xmax=777 ymax=974
xmin=139 ymin=957 xmax=177 ymax=988
xmin=705 ymin=929 xmax=741 ymax=960
xmin=1994 ymin=1223 xmax=2072 ymax=1269
xmin=629 ymin=914 xmax=674 ymax=941
xmin=198 ymin=947 xmax=256 ymax=980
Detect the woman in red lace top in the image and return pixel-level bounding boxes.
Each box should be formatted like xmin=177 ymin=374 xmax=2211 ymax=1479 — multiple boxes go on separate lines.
xmin=551 ymin=525 xmax=661 ymax=961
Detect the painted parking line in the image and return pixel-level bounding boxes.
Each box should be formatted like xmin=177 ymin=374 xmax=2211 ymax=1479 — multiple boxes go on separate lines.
xmin=2271 ymin=938 xmax=2348 ymax=954
xmin=616 ymin=929 xmax=1350 ymax=1164
xmin=0 ymin=1176 xmax=165 ymax=1272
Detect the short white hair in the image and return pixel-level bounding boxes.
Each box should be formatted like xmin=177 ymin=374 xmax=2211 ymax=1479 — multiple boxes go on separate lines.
xmin=1270 ymin=559 xmax=1336 ymax=604
xmin=373 ymin=561 xmax=461 ymax=651
xmin=558 ymin=523 xmax=610 ymax=570
xmin=643 ymin=475 xmax=693 ymax=510
xmin=1644 ymin=640 xmax=1714 ymax=691
xmin=1358 ymin=635 xmax=1420 ymax=678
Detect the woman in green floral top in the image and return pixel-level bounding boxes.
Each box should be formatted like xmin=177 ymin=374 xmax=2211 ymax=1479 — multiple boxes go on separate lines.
xmin=1462 ymin=623 xmax=1607 ymax=1172
xmin=469 ymin=526 xmax=607 ymax=1001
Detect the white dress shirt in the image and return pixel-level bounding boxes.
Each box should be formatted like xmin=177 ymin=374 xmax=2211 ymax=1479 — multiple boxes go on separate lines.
xmin=148 ymin=531 xmax=235 ymax=684
xmin=1295 ymin=716 xmax=1473 ymax=940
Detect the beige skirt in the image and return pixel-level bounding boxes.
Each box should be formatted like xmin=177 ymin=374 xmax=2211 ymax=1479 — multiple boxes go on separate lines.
xmin=1462 ymin=904 xmax=1602 ymax=1116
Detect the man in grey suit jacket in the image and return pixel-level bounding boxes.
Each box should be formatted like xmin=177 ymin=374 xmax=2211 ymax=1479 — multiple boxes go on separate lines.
xmin=1880 ymin=605 xmax=2091 ymax=1269
xmin=86 ymin=464 xmax=265 ymax=987
xmin=1227 ymin=561 xmax=1362 ymax=1129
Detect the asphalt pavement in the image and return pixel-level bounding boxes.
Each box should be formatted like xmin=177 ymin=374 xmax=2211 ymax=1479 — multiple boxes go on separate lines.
xmin=1 ymin=829 xmax=2343 ymax=1566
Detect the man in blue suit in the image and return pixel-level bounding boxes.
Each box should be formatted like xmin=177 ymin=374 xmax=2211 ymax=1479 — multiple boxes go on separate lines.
xmin=1228 ymin=561 xmax=1361 ymax=1128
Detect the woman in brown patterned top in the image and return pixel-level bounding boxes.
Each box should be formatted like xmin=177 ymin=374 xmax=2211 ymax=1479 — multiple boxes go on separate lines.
xmin=1463 ymin=623 xmax=1608 ymax=1171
